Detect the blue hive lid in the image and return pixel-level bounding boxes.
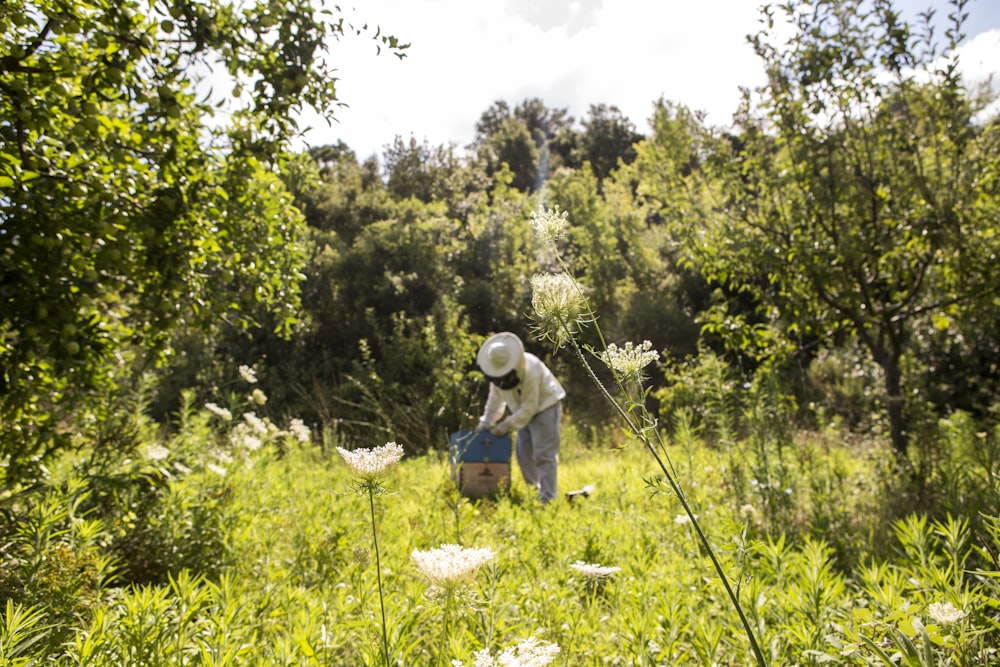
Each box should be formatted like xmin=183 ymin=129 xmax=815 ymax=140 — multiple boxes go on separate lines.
xmin=449 ymin=429 xmax=512 ymax=463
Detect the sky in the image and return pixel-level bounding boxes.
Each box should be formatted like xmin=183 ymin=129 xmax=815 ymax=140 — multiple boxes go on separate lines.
xmin=296 ymin=0 xmax=1000 ymax=161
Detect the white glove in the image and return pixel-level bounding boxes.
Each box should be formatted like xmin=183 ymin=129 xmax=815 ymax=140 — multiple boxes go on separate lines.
xmin=490 ymin=422 xmax=511 ymax=437
xmin=475 ymin=421 xmax=490 ymax=433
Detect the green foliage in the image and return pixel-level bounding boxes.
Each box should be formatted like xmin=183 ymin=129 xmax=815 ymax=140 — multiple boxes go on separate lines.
xmin=0 ymin=479 xmax=116 ymax=654
xmin=676 ymin=0 xmax=1000 ymax=457
xmin=0 ymin=599 xmax=50 ymax=666
xmin=0 ymin=0 xmax=407 ymax=489
xmin=575 ymin=103 xmax=643 ymax=182
xmin=4 ymin=419 xmax=1000 ymax=665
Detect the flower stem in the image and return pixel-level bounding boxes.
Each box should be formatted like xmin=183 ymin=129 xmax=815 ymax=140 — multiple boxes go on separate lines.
xmin=565 ymin=326 xmax=768 ymax=667
xmin=368 ymin=487 xmax=391 ymax=667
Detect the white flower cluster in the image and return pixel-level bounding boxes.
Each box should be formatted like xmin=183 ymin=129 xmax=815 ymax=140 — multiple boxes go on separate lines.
xmin=411 ymin=543 xmax=495 ymax=588
xmin=529 ymin=205 xmax=569 ymax=244
xmin=242 ymin=412 xmax=269 ymax=436
xmin=144 ymin=443 xmax=170 ymax=461
xmin=231 ymin=423 xmax=263 ymax=452
xmin=250 ymin=388 xmax=267 ymax=405
xmin=454 ymin=636 xmax=560 ymax=667
xmin=204 ymin=402 xmax=233 ymax=421
xmin=288 ymin=418 xmax=311 ymax=443
xmin=238 ymin=365 xmax=258 ymax=384
xmin=530 ymin=273 xmax=588 ymax=344
xmin=928 ymin=601 xmax=967 ymax=626
xmin=600 ymin=340 xmax=660 ymax=380
xmin=569 ymin=561 xmax=622 ymax=579
xmin=337 ymin=442 xmax=405 ymax=481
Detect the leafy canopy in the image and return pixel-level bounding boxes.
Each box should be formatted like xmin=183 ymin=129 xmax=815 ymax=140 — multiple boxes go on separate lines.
xmin=0 ymin=0 xmax=406 ymax=487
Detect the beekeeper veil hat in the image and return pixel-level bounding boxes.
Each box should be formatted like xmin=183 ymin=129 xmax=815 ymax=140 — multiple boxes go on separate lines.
xmin=476 ymin=332 xmax=524 ymax=377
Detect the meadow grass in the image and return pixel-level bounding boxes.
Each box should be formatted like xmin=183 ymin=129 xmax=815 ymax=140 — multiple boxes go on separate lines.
xmin=4 ymin=415 xmax=997 ymax=666
xmin=3 ymin=346 xmax=1000 ymax=665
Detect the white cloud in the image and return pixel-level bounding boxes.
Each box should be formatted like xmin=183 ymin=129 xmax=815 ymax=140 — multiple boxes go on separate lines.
xmin=958 ymin=28 xmax=1000 ymax=84
xmin=505 ymin=0 xmax=605 ymax=35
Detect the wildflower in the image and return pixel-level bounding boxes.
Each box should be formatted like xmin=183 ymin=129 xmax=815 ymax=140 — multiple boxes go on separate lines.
xmin=674 ymin=513 xmax=696 ymax=525
xmin=207 ymin=463 xmax=227 ymax=476
xmin=204 ymin=402 xmax=233 ymax=421
xmin=454 ymin=635 xmax=560 ymax=667
xmin=337 ymin=441 xmax=405 ymax=484
xmin=289 ymin=418 xmax=311 ymax=443
xmin=600 ymin=340 xmax=660 ymax=381
xmin=145 ymin=443 xmax=170 ymax=461
xmin=928 ymin=601 xmax=967 ymax=626
xmin=530 ymin=272 xmax=589 ymax=345
xmin=411 ymin=544 xmax=495 ymax=589
xmin=529 ymin=204 xmax=570 ymax=244
xmin=243 ymin=412 xmax=269 ymax=436
xmin=233 ymin=428 xmax=263 ymax=451
xmin=238 ymin=365 xmax=258 ymax=383
xmin=569 ymin=561 xmax=622 ymax=579
xmin=251 ymin=388 xmax=267 ymax=405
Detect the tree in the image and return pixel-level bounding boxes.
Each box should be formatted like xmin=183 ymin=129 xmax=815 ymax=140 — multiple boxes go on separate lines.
xmin=0 ymin=0 xmax=406 ymax=487
xmin=576 ymin=103 xmax=644 ymax=181
xmin=383 ymin=135 xmax=488 ymax=212
xmin=475 ymin=116 xmax=540 ymax=193
xmin=472 ymin=98 xmax=576 ymax=192
xmin=682 ymin=0 xmax=1000 ymax=458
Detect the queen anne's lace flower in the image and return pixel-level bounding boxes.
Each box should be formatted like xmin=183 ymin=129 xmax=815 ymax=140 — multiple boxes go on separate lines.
xmin=289 ymin=418 xmax=311 ymax=443
xmin=204 ymin=402 xmax=233 ymax=421
xmin=337 ymin=442 xmax=404 ymax=482
xmin=529 ymin=205 xmax=570 ymax=244
xmin=569 ymin=561 xmax=622 ymax=579
xmin=454 ymin=636 xmax=560 ymax=667
xmin=928 ymin=601 xmax=967 ymax=625
xmin=231 ymin=425 xmax=262 ymax=451
xmin=251 ymin=388 xmax=267 ymax=405
xmin=530 ymin=273 xmax=588 ymax=345
xmin=145 ymin=444 xmax=169 ymax=461
xmin=600 ymin=340 xmax=660 ymax=381
xmin=238 ymin=365 xmax=258 ymax=384
xmin=411 ymin=544 xmax=495 ymax=588
xmin=243 ymin=412 xmax=269 ymax=436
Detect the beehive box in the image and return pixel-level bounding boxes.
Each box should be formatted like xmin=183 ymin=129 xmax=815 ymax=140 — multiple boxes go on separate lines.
xmin=455 ymin=461 xmax=512 ymax=499
xmin=449 ymin=430 xmax=512 ymax=498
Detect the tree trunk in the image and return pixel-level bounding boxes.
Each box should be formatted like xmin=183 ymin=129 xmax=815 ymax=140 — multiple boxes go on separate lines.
xmin=882 ymin=352 xmax=908 ymax=460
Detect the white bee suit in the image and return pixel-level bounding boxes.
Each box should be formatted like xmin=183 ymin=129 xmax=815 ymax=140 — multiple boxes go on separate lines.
xmin=478 ymin=352 xmax=566 ymax=502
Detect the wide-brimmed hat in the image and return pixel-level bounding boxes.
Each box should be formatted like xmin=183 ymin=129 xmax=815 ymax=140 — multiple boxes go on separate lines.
xmin=477 ymin=332 xmax=524 ymax=377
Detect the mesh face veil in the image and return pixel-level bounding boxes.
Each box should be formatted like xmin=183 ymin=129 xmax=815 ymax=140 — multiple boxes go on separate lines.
xmin=486 ymin=368 xmax=520 ymax=389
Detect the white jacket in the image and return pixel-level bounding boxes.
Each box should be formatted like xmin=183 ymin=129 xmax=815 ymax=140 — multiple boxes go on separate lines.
xmin=480 ymin=352 xmax=565 ymax=433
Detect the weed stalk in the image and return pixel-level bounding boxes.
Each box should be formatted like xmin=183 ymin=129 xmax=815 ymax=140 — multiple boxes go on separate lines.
xmin=367 ymin=486 xmax=391 ymax=667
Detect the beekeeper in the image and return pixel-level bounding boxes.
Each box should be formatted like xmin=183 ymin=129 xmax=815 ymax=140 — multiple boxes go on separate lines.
xmin=476 ymin=332 xmax=565 ymax=503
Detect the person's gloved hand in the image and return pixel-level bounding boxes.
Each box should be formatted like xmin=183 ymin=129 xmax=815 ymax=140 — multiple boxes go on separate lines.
xmin=490 ymin=422 xmax=510 ymax=437
xmin=475 ymin=421 xmax=490 ymax=433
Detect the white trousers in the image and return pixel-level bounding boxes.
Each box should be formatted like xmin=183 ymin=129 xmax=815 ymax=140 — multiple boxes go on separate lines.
xmin=515 ymin=402 xmax=561 ymax=502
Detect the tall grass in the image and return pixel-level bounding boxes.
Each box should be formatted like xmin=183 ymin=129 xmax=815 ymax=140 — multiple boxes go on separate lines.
xmin=2 ymin=416 xmax=1000 ymax=664
xmin=3 ymin=260 xmax=1000 ymax=664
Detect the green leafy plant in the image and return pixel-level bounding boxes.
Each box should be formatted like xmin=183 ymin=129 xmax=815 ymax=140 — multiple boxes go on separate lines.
xmin=0 ymin=600 xmax=50 ymax=665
